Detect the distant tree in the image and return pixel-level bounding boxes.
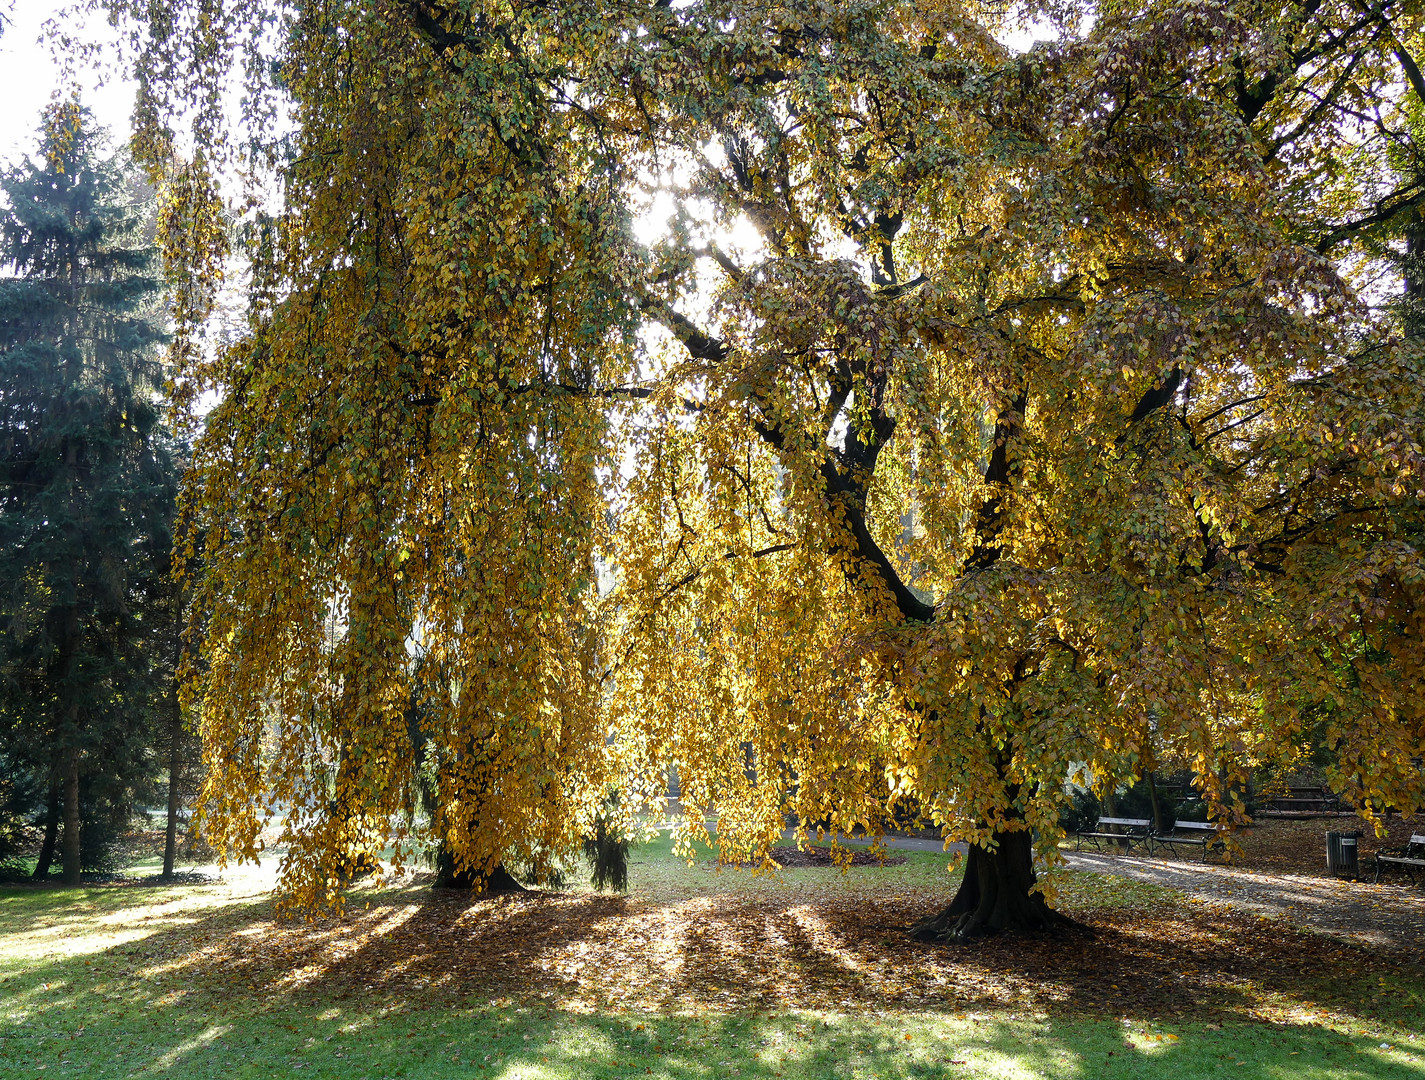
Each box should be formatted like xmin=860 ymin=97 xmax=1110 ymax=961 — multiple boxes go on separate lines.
xmin=0 ymin=101 xmax=180 ymax=885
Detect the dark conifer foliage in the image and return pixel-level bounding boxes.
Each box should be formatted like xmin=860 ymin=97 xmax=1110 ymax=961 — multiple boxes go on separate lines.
xmin=0 ymin=102 xmax=181 ymax=885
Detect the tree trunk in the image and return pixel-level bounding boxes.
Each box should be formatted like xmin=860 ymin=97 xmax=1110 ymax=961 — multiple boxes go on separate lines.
xmin=910 ymin=831 xmax=1081 ymax=943
xmin=1147 ymin=772 xmax=1166 ymax=834
xmin=55 ymin=595 xmax=83 ymax=887
xmin=33 ymin=781 xmax=60 ymax=880
xmin=162 ymin=687 xmax=183 ymax=878
xmin=60 ymin=748 xmax=81 ymax=886
xmin=434 ymin=849 xmax=527 ymax=893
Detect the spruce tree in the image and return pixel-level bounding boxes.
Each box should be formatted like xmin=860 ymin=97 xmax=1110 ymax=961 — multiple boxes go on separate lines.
xmin=0 ymin=101 xmax=178 ymax=885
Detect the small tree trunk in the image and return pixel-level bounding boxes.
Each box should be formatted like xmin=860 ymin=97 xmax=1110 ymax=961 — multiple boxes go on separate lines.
xmin=1147 ymin=773 xmax=1165 ymax=834
xmin=910 ymin=831 xmax=1081 ymax=943
xmin=33 ymin=781 xmax=60 ymax=880
xmin=162 ymin=688 xmax=183 ymax=878
xmin=61 ymin=748 xmax=81 ymax=886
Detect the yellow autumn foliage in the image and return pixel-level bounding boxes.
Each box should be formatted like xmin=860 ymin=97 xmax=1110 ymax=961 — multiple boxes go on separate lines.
xmin=105 ymin=0 xmax=1423 ymax=914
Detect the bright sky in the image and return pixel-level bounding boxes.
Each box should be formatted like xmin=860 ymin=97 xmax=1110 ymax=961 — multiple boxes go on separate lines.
xmin=0 ymin=0 xmax=137 ymax=163
xmin=0 ymin=2 xmax=1054 ymax=169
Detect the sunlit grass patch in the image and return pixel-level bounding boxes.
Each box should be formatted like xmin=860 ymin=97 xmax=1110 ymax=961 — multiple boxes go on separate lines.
xmin=1050 ymin=869 xmax=1181 ymax=913
xmin=625 ymin=833 xmax=958 ymax=902
xmin=0 ymin=880 xmax=254 ymax=969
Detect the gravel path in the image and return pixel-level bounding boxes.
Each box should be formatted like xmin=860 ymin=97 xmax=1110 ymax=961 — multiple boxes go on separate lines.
xmin=768 ymin=824 xmax=1425 ymax=949
xmin=814 ymin=829 xmax=1425 ymax=949
xmin=1064 ymin=850 xmax=1425 ymax=949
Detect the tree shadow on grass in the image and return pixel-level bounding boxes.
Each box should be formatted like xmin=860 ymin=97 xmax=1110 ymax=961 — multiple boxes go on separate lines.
xmin=3 ymin=875 xmax=1422 ymax=1027
xmin=3 ymin=877 xmax=1425 ymax=1078
xmin=1 ymin=939 xmax=1421 ymax=1080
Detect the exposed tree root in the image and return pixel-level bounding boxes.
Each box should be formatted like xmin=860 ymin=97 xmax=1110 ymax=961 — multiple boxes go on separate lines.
xmin=434 ymin=856 xmax=528 ymax=894
xmin=909 ymin=834 xmax=1091 ymax=944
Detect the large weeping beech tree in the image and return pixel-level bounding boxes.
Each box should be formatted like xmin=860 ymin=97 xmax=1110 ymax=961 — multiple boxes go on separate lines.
xmin=109 ymin=0 xmax=1423 ymax=931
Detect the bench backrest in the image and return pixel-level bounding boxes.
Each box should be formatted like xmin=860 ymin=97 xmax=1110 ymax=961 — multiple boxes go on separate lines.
xmin=1169 ymin=821 xmax=1222 ymax=832
xmin=1096 ymin=817 xmax=1151 ymax=829
xmin=1409 ymin=834 xmax=1425 ymax=851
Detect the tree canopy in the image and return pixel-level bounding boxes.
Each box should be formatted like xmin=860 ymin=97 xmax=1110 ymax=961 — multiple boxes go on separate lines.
xmin=106 ymin=0 xmax=1424 ymax=930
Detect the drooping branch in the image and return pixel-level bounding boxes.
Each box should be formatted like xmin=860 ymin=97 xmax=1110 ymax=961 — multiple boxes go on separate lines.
xmin=1314 ymin=184 xmax=1425 ymax=253
xmin=402 ymin=0 xmax=485 ymax=56
xmin=658 ymin=542 xmax=800 ymax=599
xmin=656 ymin=307 xmax=933 ymax=624
xmin=404 ymin=382 xmax=662 ymax=408
xmin=966 ymin=391 xmax=1028 ymax=572
xmin=649 ymin=303 xmax=730 ymax=364
xmin=1193 ymin=392 xmax=1270 ymax=428
xmin=817 ymin=460 xmax=936 ymax=622
xmin=397 ymin=1 xmax=551 ymax=168
xmin=1124 ymin=365 xmax=1183 ymax=427
xmin=1356 ymin=0 xmax=1425 ymax=105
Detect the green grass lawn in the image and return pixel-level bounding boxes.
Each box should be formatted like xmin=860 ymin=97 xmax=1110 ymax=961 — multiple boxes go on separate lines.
xmin=1 ymin=837 xmax=1422 ymax=1079
xmin=622 ymin=832 xmax=1177 ymax=910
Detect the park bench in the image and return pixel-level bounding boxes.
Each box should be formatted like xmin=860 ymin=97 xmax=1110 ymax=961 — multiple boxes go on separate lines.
xmin=1373 ymin=834 xmax=1425 ymax=885
xmin=1149 ymin=820 xmax=1226 ymax=861
xmin=1075 ymin=816 xmax=1152 ymax=853
xmin=1262 ymin=786 xmax=1342 ymax=813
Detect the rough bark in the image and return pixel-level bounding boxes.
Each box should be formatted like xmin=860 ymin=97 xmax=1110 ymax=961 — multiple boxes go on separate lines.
xmin=909 ymin=831 xmax=1083 ymax=943
xmin=32 ymin=781 xmax=59 ymax=880
xmin=60 ymin=748 xmax=81 ymax=886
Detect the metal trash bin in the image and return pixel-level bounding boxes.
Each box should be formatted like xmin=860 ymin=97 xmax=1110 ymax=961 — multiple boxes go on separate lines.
xmin=1326 ymin=830 xmax=1362 ymax=877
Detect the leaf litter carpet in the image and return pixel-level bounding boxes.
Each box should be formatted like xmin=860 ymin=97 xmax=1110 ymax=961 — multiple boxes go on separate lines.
xmin=134 ymin=872 xmax=1418 ymax=1025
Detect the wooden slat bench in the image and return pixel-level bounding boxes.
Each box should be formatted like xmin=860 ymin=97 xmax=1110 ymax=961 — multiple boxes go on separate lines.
xmin=1374 ymin=834 xmax=1425 ymax=884
xmin=1150 ymin=820 xmax=1226 ymax=861
xmin=1264 ymin=796 xmax=1342 ymax=811
xmin=1075 ymin=816 xmax=1152 ymax=853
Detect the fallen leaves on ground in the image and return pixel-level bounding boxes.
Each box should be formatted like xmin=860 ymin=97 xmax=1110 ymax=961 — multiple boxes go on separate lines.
xmin=720 ymin=847 xmax=908 ymax=869
xmin=93 ymin=871 xmax=1423 ymax=1028
xmin=1232 ymin=815 xmax=1424 ymax=877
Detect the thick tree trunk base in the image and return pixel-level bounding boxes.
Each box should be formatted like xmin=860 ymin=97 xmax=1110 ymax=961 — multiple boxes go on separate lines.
xmin=335 ymin=851 xmax=382 ymax=885
xmin=434 ymin=855 xmax=527 ymax=894
xmin=909 ymin=834 xmax=1089 ymax=944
